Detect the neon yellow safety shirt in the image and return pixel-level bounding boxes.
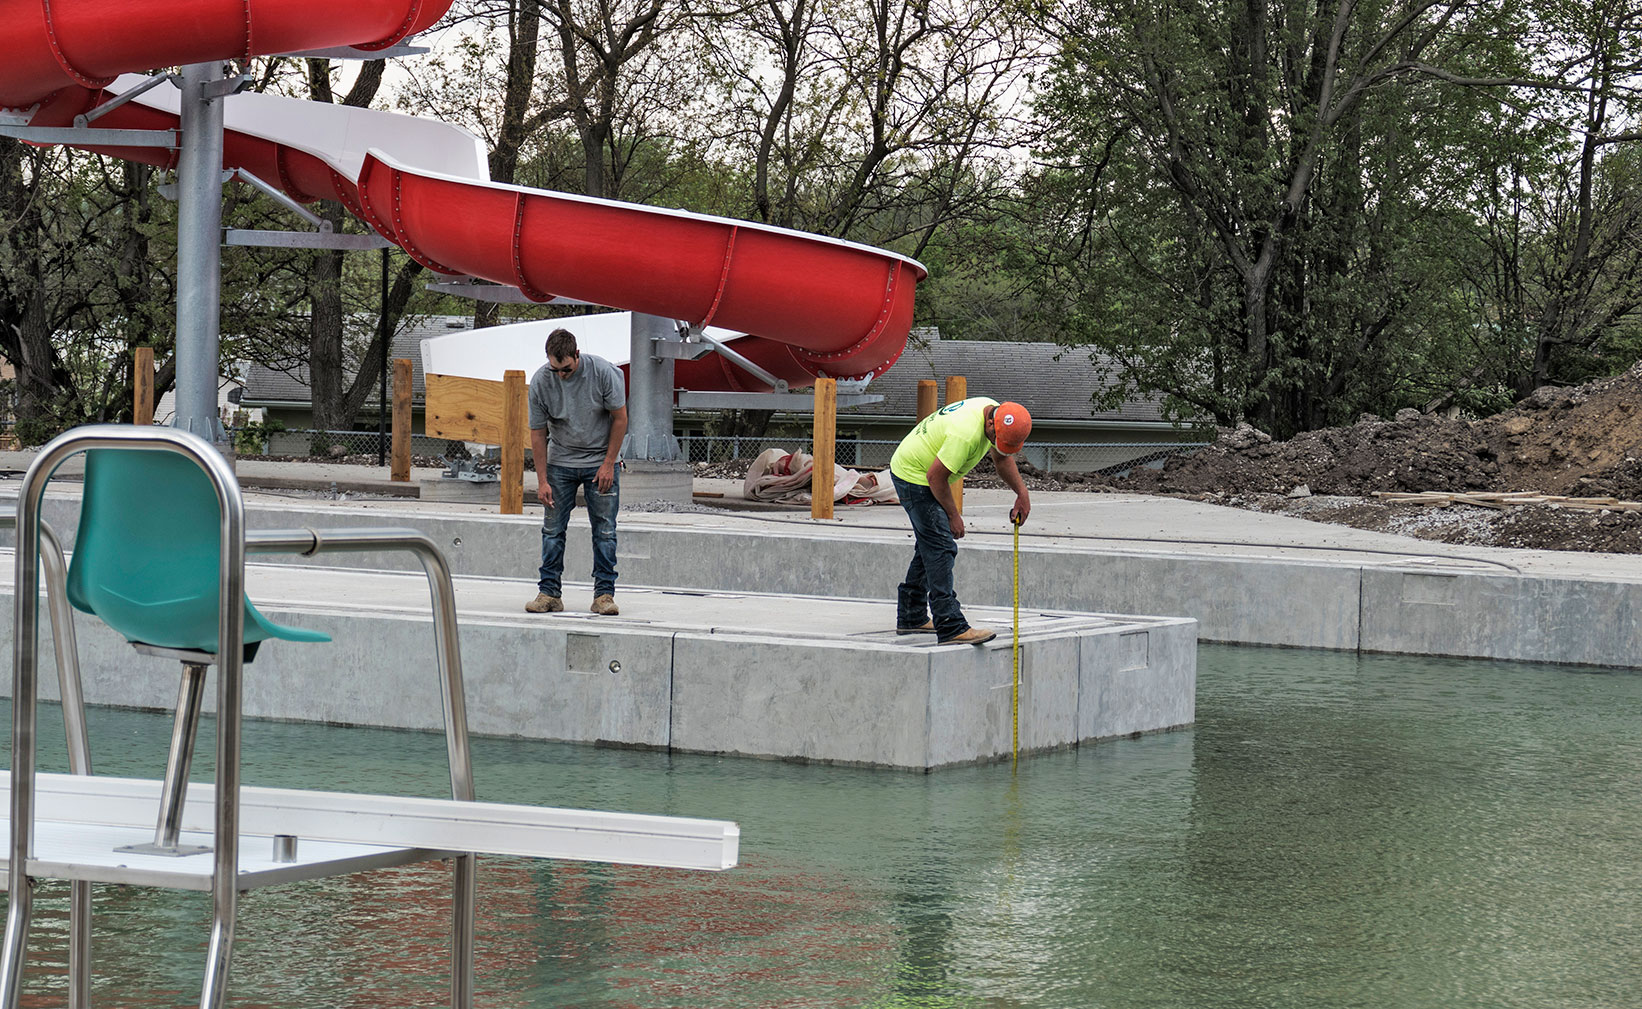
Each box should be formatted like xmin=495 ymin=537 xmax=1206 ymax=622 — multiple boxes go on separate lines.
xmin=890 ymin=397 xmax=999 ymax=486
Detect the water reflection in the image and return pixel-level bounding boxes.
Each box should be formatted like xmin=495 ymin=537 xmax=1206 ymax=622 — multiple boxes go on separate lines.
xmin=5 ymin=645 xmax=1640 ymax=1007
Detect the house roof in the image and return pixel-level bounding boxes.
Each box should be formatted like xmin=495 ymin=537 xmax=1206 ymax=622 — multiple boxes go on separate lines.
xmin=849 ymin=330 xmax=1168 ymax=425
xmin=242 ymin=315 xmax=478 ymax=407
xmin=244 ymin=319 xmax=1172 ymax=427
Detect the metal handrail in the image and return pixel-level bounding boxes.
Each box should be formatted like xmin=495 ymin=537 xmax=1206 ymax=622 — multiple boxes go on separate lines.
xmin=1 ymin=425 xmax=477 ymax=1009
xmin=0 ymin=516 xmax=91 ymax=1009
xmin=245 ymin=525 xmax=476 ymax=1004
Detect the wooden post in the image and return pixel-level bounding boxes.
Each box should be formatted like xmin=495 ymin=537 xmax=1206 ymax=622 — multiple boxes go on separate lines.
xmin=391 ymin=358 xmax=412 ymax=482
xmin=916 ymin=379 xmax=937 ymax=421
xmin=811 ymin=377 xmax=837 ymax=520
xmin=133 ymin=347 xmax=154 ymax=425
xmin=500 ymin=369 xmax=526 ymax=515
xmin=945 ymin=376 xmax=966 ymax=513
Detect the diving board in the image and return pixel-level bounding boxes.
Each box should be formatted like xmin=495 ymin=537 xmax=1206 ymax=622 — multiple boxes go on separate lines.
xmin=4 ymin=773 xmax=739 ymax=882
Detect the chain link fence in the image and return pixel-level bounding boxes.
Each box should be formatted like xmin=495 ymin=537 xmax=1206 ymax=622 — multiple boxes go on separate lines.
xmin=676 ymin=435 xmax=1208 ymax=475
xmin=238 ymin=427 xmax=449 ymax=461
xmin=233 ymin=428 xmax=1207 ymax=477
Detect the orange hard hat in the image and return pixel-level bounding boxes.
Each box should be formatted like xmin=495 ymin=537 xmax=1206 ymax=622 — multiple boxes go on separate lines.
xmin=992 ymin=401 xmax=1031 ymax=453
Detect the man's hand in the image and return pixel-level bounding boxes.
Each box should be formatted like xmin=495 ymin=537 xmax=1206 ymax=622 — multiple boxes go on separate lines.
xmin=596 ymin=460 xmax=616 ymax=493
xmin=948 ymin=512 xmax=966 ymax=539
xmin=536 ymin=479 xmax=553 ymax=508
xmin=1010 ymin=493 xmax=1030 ymax=526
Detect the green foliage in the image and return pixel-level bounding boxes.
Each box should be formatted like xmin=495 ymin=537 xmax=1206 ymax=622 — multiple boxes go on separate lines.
xmin=231 ymin=417 xmax=286 ymax=456
xmin=1024 ymin=0 xmax=1642 ymax=435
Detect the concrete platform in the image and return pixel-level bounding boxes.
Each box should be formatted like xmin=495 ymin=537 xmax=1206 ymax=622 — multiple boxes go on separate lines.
xmin=8 ymin=458 xmax=1641 ymax=669
xmin=92 ymin=487 xmax=1642 ymax=670
xmin=0 ymin=555 xmax=1196 ymax=771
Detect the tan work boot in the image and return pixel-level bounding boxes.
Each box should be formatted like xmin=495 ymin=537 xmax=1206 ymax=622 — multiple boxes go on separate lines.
xmin=525 ymin=592 xmax=564 ymax=614
xmin=896 ymin=620 xmax=936 ymax=635
xmin=939 ymin=626 xmax=996 ymax=645
xmin=590 ymin=594 xmax=620 ymax=616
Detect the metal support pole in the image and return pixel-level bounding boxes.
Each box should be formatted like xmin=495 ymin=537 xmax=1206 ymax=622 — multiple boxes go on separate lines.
xmin=153 ymin=665 xmax=209 ymax=850
xmin=379 ymin=247 xmax=389 ymax=467
xmin=621 ymin=314 xmax=680 ymax=462
xmin=173 ymin=62 xmax=229 ymax=445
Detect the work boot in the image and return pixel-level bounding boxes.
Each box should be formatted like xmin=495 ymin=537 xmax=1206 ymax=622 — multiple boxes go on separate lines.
xmin=525 ymin=593 xmax=564 ymax=614
xmin=591 ymin=594 xmax=620 ymax=616
xmin=896 ymin=620 xmax=936 ymax=635
xmin=939 ymin=626 xmax=996 ymax=646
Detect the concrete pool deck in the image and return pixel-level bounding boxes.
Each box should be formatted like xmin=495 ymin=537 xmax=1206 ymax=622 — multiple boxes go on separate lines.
xmin=2 ymin=456 xmax=1638 ymax=772
xmin=113 ymin=470 xmax=1642 ymax=669
xmin=5 ymin=462 xmax=1640 ymax=670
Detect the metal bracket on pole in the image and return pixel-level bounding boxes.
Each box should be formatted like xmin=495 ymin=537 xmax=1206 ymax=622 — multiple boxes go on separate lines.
xmin=156 ymin=171 xmax=234 ymax=201
xmin=200 ymin=74 xmax=252 ymax=101
xmin=650 ymin=330 xmax=713 ymax=362
xmin=232 ymin=169 xmax=327 ymax=230
xmin=679 ymin=324 xmax=787 ymax=392
xmin=217 ymin=169 xmax=394 ymax=249
xmin=73 ymin=72 xmax=179 ymax=128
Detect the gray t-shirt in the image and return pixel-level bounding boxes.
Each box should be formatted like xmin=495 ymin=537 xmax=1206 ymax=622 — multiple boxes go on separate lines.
xmin=527 ymin=353 xmax=627 ymax=467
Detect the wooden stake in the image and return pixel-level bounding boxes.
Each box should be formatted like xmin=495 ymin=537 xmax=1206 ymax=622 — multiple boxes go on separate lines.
xmin=391 ymin=358 xmax=412 ymax=482
xmin=501 ymin=369 xmax=526 ymax=515
xmin=916 ymin=379 xmax=937 ymax=421
xmin=133 ymin=347 xmax=154 ymax=425
xmin=945 ymin=375 xmax=966 ymax=514
xmin=811 ymin=377 xmax=837 ymax=520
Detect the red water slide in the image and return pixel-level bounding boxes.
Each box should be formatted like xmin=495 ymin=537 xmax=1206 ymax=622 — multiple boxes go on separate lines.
xmin=0 ymin=0 xmax=924 ymax=389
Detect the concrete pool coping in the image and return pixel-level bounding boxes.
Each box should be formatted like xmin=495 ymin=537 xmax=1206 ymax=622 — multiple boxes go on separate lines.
xmin=4 ymin=471 xmax=1639 ymax=669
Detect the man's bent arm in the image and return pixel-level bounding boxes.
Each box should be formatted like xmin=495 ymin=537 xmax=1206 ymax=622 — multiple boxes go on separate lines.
xmin=990 ymin=448 xmax=1032 ymax=524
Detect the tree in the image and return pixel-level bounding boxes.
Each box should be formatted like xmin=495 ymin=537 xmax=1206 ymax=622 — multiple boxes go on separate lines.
xmin=289 ymin=57 xmax=429 ymax=433
xmin=0 ymin=143 xmax=182 ymax=441
xmin=1031 ymin=0 xmax=1541 ymax=434
xmin=1486 ymin=0 xmax=1642 ymax=395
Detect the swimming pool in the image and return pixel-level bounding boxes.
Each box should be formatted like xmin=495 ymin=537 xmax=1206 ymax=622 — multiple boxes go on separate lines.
xmin=10 ymin=644 xmax=1640 ymax=1008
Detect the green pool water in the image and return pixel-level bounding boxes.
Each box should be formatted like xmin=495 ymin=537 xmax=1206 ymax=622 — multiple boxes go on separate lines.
xmin=8 ymin=644 xmax=1641 ymax=1008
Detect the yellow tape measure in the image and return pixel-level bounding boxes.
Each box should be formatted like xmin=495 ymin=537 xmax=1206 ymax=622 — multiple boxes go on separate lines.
xmin=1012 ymin=518 xmax=1020 ymax=768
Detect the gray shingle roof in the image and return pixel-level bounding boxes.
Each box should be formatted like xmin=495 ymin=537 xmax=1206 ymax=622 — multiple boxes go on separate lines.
xmin=851 ymin=331 xmax=1168 ymax=424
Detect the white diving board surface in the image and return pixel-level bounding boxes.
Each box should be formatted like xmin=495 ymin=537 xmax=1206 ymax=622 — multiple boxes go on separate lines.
xmin=2 ymin=773 xmax=739 ymax=891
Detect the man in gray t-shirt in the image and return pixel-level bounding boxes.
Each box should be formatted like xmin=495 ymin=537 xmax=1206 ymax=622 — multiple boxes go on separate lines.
xmin=525 ymin=328 xmax=629 ymax=616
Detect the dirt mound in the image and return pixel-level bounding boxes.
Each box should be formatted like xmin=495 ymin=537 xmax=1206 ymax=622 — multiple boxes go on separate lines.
xmin=1116 ymin=361 xmax=1642 ymax=501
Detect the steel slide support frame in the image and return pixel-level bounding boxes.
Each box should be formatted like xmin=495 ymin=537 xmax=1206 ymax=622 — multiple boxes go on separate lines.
xmin=623 ymin=313 xmax=681 ymax=462
xmin=173 ymin=63 xmax=230 ymax=444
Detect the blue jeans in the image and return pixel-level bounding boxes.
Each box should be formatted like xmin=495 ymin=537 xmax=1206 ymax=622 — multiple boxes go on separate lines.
xmin=537 ymin=464 xmax=619 ymax=597
xmin=891 ymin=474 xmax=968 ymax=638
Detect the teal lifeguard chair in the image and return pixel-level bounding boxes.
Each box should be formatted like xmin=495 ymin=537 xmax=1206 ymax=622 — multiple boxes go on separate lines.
xmin=2 ymin=425 xmax=738 ymax=1009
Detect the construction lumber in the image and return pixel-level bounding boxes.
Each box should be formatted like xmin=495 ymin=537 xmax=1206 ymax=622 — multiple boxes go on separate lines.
xmin=1372 ymin=490 xmax=1642 ymax=512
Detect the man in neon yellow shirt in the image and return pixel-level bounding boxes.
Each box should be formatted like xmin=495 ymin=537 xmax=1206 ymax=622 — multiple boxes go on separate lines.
xmin=889 ymin=397 xmax=1032 ymax=644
